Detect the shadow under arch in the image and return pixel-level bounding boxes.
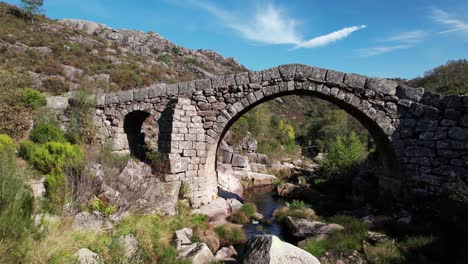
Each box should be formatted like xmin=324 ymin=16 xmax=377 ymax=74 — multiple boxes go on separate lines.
xmin=207 ymin=89 xmax=402 ymax=198
xmin=124 ymin=110 xmax=151 ymax=160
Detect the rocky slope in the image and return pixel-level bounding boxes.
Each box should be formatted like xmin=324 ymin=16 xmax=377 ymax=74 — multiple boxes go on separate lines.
xmin=0 ymin=2 xmax=246 ymax=96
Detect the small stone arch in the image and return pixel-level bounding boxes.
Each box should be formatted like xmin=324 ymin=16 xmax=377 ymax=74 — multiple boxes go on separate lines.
xmin=123 ymin=110 xmax=153 ymax=159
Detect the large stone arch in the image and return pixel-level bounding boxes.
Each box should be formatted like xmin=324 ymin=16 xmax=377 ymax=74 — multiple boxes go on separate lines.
xmin=207 ymin=89 xmax=400 ymax=186
xmin=201 ymin=67 xmax=402 ymax=200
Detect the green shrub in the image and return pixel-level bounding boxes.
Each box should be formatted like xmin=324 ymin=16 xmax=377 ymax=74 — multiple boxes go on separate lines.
xmin=286 ymin=200 xmax=309 ymax=209
xmin=29 ymin=122 xmax=66 ymax=144
xmin=320 ymin=132 xmax=367 ymax=180
xmin=18 ymin=140 xmax=36 ymax=160
xmin=89 ymin=197 xmax=116 ymax=217
xmin=214 ymin=224 xmax=247 ymax=246
xmin=29 ymin=141 xmax=83 ymax=174
xmin=19 ymin=88 xmax=46 ymax=109
xmin=240 ymin=203 xmax=257 ymax=218
xmin=190 ymin=214 xmax=209 ymax=228
xmin=67 ymin=89 xmax=96 ymax=144
xmin=45 ymin=168 xmax=67 ymax=213
xmin=325 ymin=215 xmax=367 ymax=252
xmin=273 ymin=178 xmax=284 ymax=187
xmin=0 ymin=135 xmax=35 ymax=262
xmin=0 ymin=133 xmax=14 ymax=150
xmin=300 ymin=239 xmax=327 ymax=257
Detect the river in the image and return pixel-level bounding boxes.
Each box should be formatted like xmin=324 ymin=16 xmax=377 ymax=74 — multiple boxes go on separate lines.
xmin=242 ymin=185 xmax=299 ymax=244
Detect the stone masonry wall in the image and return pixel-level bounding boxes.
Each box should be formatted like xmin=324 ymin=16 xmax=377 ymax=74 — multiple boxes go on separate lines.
xmin=93 ymin=64 xmax=468 ymax=207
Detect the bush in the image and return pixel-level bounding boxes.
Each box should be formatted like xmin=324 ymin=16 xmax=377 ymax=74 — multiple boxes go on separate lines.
xmin=325 ymin=215 xmax=367 ymax=252
xmin=67 ymin=89 xmax=96 ymax=144
xmin=29 ymin=141 xmax=84 ymax=174
xmin=190 ymin=214 xmax=209 ymax=228
xmin=20 ymin=88 xmax=46 ymax=109
xmin=213 ymin=224 xmax=247 ymax=246
xmin=18 ymin=140 xmax=35 ymax=160
xmin=286 ymin=200 xmax=309 ymax=209
xmin=29 ymin=122 xmax=66 ymax=144
xmin=240 ymin=203 xmax=257 ymax=218
xmin=0 ymin=134 xmax=36 ymax=262
xmin=320 ymin=132 xmax=367 ymax=180
xmin=300 ymin=239 xmax=327 ymax=257
xmin=89 ymin=197 xmax=116 ymax=217
xmin=44 ymin=168 xmax=67 ymax=213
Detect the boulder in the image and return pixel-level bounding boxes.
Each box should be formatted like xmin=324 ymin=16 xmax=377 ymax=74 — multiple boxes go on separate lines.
xmin=253 ymin=173 xmax=276 ymax=186
xmin=175 ymin=228 xmax=193 ymax=250
xmin=227 ymin=198 xmax=243 ymax=213
xmin=236 ymin=172 xmax=277 ymax=187
xmin=47 ymin=96 xmax=69 ymax=109
xmin=193 ymin=198 xmax=229 ymax=222
xmin=232 ymin=154 xmax=250 ymax=168
xmin=217 ymin=164 xmax=243 ymax=198
xmin=241 ymin=235 xmax=320 ymax=264
xmin=366 ymin=231 xmax=391 ymax=245
xmin=28 ymin=178 xmax=46 ymax=199
xmin=199 ymin=229 xmax=221 ymax=253
xmin=106 ymin=160 xmax=181 ymax=215
xmin=285 ymin=217 xmax=344 ymax=238
xmin=215 ymin=246 xmax=237 ymax=261
xmin=74 ymin=248 xmax=100 ymax=264
xmin=241 ymin=136 xmax=258 ymax=153
xmin=120 ymin=234 xmax=138 ymax=259
xmin=178 ymin=243 xmax=215 ymax=264
xmin=319 ymin=250 xmax=366 ymax=264
xmin=276 ymin=183 xmax=302 ymax=198
xmin=251 ymin=163 xmax=268 ymax=173
xmin=72 ymin=211 xmax=113 ymax=231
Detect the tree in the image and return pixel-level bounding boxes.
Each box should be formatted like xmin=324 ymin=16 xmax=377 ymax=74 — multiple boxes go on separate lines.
xmin=20 ymin=0 xmax=43 ymax=22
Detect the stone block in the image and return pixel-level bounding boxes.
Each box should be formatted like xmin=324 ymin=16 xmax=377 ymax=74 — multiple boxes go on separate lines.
xmin=169 ymin=156 xmax=190 ymax=173
xmin=366 ymin=77 xmax=398 ymax=96
xmin=396 ymin=85 xmax=424 ymax=102
xmin=231 ymin=154 xmax=249 ymax=168
xmin=342 ymin=73 xmax=367 ymax=88
xmin=278 ymin=64 xmax=297 ymax=81
xmin=326 ymin=69 xmax=345 ymax=85
xmin=148 ymin=83 xmax=167 ymax=98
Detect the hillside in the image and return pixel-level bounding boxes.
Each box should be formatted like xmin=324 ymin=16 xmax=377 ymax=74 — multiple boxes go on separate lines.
xmin=0 ymin=2 xmax=245 ymax=95
xmin=407 ymin=59 xmax=468 ymax=95
xmin=0 ymin=1 xmax=245 ymax=139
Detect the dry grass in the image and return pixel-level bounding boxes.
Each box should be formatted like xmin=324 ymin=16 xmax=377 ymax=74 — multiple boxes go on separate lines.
xmin=273 ymin=206 xmax=318 ymax=222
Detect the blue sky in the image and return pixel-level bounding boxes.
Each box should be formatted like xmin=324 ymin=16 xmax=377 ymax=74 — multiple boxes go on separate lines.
xmin=6 ymin=0 xmax=468 ymax=79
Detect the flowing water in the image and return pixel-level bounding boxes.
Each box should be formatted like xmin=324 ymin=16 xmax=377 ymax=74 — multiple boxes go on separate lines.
xmin=242 ymin=185 xmax=298 ymax=243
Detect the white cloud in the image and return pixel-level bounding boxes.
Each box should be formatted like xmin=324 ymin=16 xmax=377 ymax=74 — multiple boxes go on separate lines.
xmin=192 ymin=1 xmax=365 ymax=49
xmin=384 ymin=30 xmax=427 ymax=43
xmin=357 ymin=45 xmax=410 ymax=57
xmin=357 ymin=30 xmax=426 ymax=57
xmin=431 ymin=8 xmax=468 ymax=35
xmin=294 ymin=25 xmax=367 ymax=49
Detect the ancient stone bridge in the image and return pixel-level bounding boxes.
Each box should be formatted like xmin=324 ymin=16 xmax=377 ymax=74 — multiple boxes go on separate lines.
xmin=94 ymin=64 xmax=468 ymax=207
